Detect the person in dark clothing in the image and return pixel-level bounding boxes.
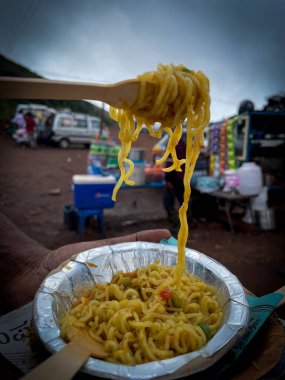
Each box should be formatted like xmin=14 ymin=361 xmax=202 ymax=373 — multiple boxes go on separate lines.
xmin=163 ymin=136 xmax=186 ymax=226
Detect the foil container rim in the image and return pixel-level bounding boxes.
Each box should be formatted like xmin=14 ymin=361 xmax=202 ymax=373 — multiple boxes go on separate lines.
xmin=33 ymin=241 xmax=250 ymax=379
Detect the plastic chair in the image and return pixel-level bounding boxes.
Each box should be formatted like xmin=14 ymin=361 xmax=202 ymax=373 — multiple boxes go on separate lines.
xmin=76 ymin=208 xmax=106 ymax=238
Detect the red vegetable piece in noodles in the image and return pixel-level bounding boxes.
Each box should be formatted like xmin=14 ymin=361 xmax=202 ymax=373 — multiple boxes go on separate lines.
xmin=160 ymin=288 xmax=172 ymax=301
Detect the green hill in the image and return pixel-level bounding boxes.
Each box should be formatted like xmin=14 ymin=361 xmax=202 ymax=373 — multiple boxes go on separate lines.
xmin=0 ymin=54 xmax=116 ymax=127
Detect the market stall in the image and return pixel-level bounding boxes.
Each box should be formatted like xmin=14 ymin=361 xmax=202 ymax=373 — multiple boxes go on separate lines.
xmin=198 ymin=111 xmax=285 ymax=230
xmin=87 ymin=135 xmax=164 ymax=188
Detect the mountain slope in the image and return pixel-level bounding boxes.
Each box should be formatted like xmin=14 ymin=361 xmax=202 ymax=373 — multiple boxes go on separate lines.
xmin=0 ymin=54 xmax=116 ymax=127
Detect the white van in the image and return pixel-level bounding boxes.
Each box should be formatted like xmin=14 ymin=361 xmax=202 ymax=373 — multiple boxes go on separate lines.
xmin=16 ymin=103 xmax=56 ymax=121
xmin=50 ymin=112 xmax=109 ymax=148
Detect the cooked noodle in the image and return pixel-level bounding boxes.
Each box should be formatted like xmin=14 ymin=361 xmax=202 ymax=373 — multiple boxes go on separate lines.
xmin=60 ymin=64 xmax=221 ymax=364
xmin=61 ymin=262 xmax=223 ymax=364
xmin=110 ymin=64 xmax=210 ymax=281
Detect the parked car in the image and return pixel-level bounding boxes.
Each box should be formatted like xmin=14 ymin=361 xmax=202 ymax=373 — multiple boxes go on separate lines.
xmin=50 ymin=112 xmax=109 ymax=148
xmin=16 ymin=103 xmax=56 ymax=115
xmin=12 ymin=105 xmax=110 ymax=148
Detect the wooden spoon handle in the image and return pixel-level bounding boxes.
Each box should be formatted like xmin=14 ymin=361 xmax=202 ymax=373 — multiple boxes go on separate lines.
xmin=0 ymin=76 xmax=151 ymax=110
xmin=20 ymin=341 xmax=90 ymax=380
xmin=0 ymin=76 xmax=110 ymax=101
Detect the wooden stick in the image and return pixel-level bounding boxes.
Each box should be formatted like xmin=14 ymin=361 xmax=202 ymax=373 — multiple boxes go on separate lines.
xmin=0 ymin=76 xmax=154 ymax=109
xmin=20 ymin=341 xmax=90 ymax=380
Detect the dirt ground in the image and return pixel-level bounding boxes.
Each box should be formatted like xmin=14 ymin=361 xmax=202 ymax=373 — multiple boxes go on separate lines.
xmin=0 ymin=135 xmax=285 ymax=318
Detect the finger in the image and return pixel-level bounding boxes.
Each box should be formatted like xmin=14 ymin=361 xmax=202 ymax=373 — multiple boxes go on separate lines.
xmin=46 ymin=229 xmax=172 ymax=272
xmin=101 ymin=229 xmax=172 ymax=246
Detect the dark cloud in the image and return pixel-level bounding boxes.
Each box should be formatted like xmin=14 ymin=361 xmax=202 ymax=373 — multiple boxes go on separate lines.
xmin=0 ymin=0 xmax=284 ymax=120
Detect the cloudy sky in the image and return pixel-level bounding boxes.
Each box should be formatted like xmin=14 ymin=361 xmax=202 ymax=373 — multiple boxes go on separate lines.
xmin=0 ymin=0 xmax=284 ymax=121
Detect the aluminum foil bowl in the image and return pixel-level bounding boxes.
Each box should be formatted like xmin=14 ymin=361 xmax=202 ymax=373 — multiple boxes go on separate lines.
xmin=33 ymin=242 xmax=249 ymax=379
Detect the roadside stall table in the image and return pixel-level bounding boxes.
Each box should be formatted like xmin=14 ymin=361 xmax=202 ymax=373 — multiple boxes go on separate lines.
xmin=206 ymin=190 xmax=258 ymax=234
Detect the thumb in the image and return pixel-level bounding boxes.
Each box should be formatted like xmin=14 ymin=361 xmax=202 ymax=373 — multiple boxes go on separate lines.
xmin=43 ymin=229 xmax=172 ymax=274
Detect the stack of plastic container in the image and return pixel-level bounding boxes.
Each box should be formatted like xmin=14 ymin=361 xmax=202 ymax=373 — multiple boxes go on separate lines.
xmin=87 ymin=136 xmax=120 ymax=174
xmin=226 ymin=118 xmax=237 ymax=170
xmin=219 ymin=120 xmax=227 ymax=175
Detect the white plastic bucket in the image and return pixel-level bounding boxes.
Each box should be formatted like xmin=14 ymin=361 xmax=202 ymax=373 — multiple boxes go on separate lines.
xmin=257 ymin=209 xmax=275 ymax=230
xmin=238 ymin=162 xmax=262 ymax=195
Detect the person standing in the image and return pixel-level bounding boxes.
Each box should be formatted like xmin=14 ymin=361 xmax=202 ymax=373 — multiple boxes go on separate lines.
xmin=36 ymin=115 xmax=46 ymax=145
xmin=163 ymin=136 xmax=186 ymax=227
xmin=11 ymin=109 xmax=26 ymax=135
xmin=24 ymin=111 xmax=37 ymax=148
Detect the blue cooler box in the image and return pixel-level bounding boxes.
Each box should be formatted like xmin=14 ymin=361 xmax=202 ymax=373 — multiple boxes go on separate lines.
xmin=72 ymin=175 xmax=116 ymax=209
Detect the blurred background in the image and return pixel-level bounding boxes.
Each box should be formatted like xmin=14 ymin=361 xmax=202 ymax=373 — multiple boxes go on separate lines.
xmin=1 ymin=0 xmax=285 ymax=120
xmin=1 ymin=1 xmax=285 ymax=378
xmin=0 ymin=0 xmax=284 ymax=299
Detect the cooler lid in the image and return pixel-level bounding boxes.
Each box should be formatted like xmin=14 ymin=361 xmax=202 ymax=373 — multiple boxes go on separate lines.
xmin=72 ymin=174 xmax=116 ymax=184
